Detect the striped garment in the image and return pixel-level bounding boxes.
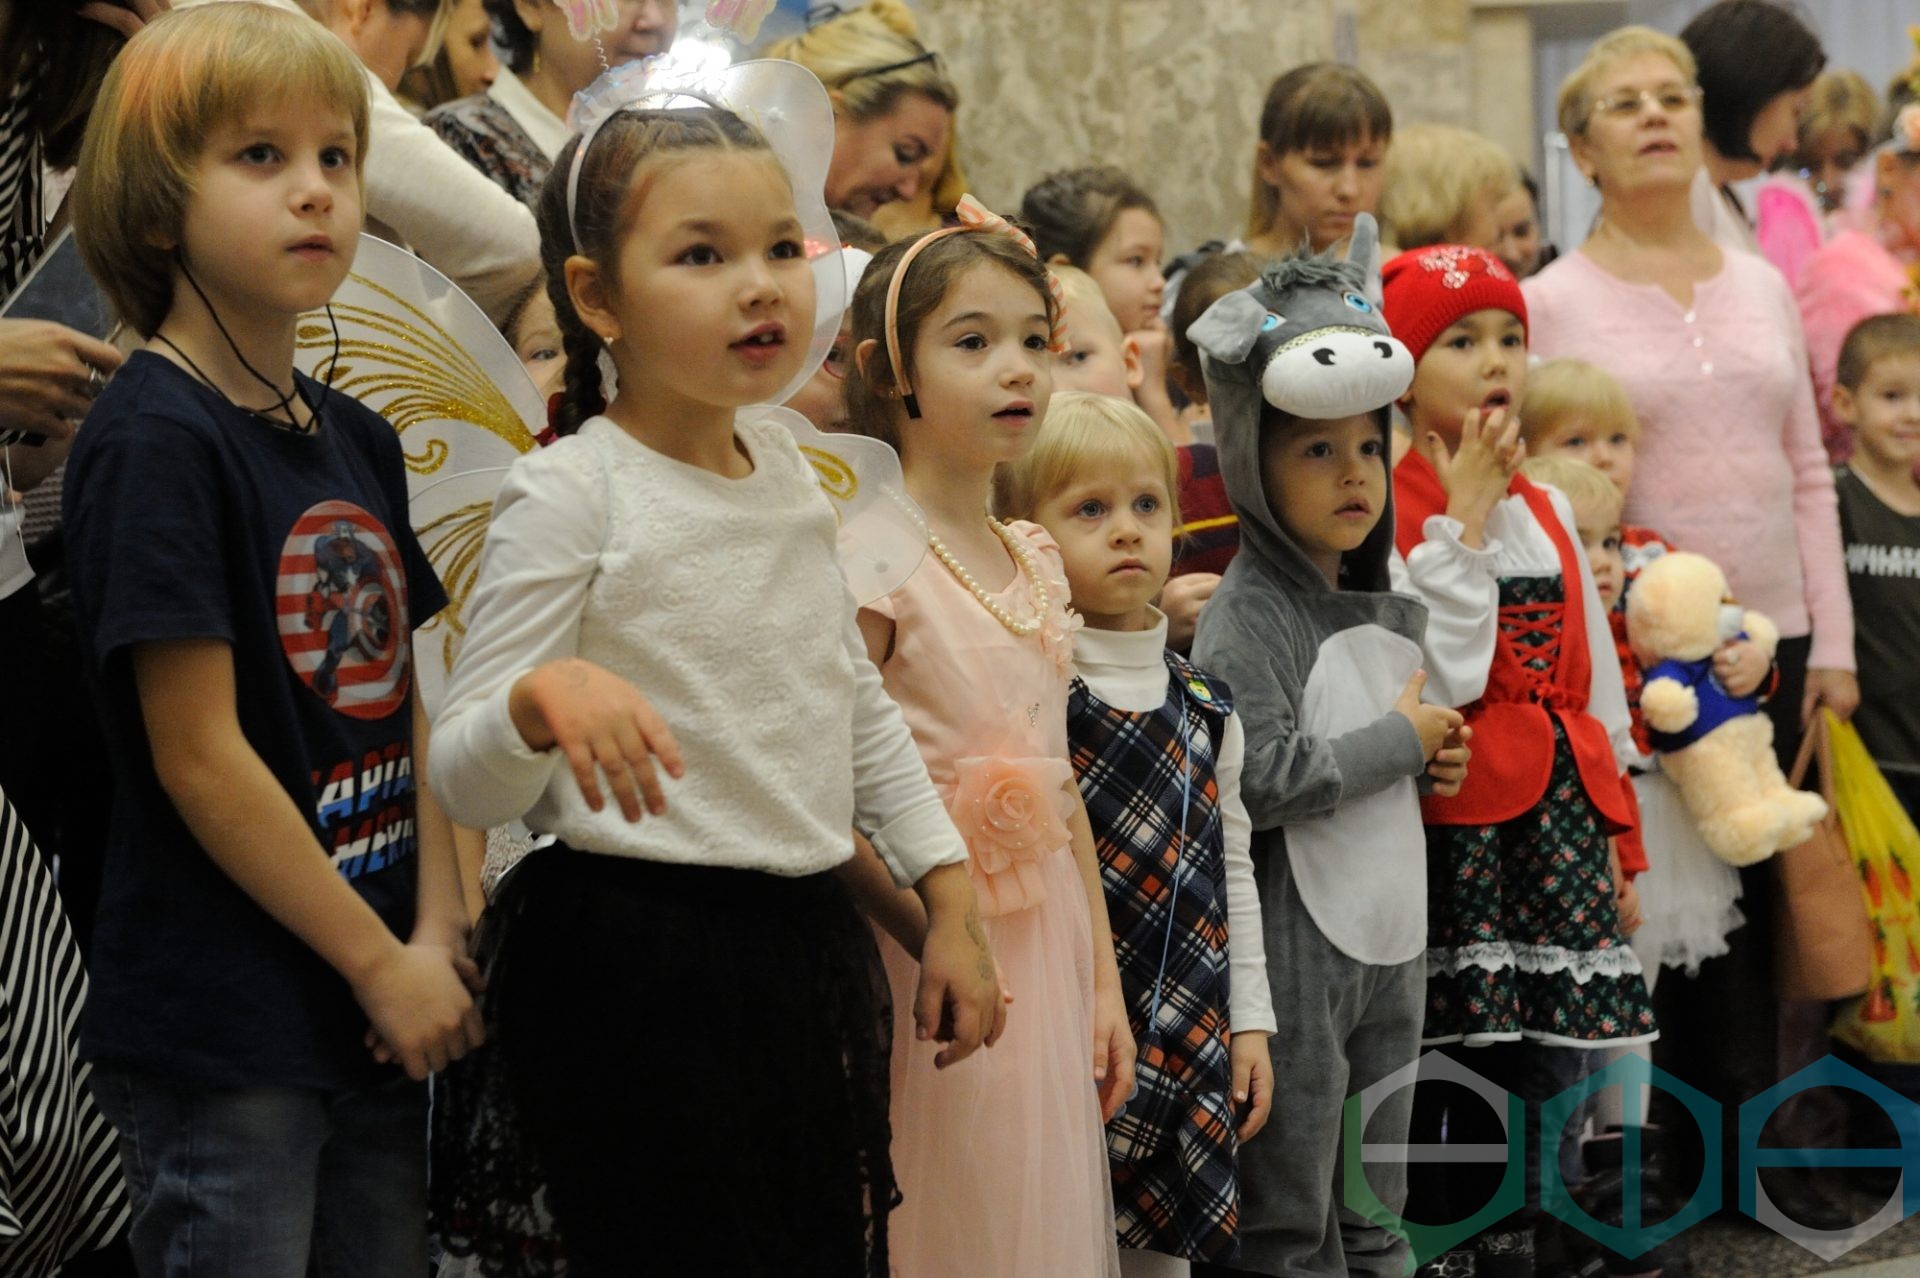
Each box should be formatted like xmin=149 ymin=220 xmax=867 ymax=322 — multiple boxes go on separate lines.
xmin=0 ymin=786 xmax=127 ymax=1275
xmin=1068 ymin=653 xmax=1240 ymax=1263
xmin=1171 ymin=443 xmax=1239 ymax=580
xmin=1 ymin=64 xmax=44 ymax=299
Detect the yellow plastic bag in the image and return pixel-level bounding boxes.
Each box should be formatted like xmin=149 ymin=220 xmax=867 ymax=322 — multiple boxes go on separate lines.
xmin=1829 ymin=710 xmax=1920 ymax=1063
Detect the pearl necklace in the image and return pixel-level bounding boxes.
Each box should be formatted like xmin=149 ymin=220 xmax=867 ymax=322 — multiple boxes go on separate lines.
xmin=927 ymin=516 xmax=1049 ymax=637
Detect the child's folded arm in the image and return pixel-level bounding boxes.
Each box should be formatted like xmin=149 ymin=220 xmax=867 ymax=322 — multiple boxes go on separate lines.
xmin=429 ymin=447 xmax=607 ymax=829
xmin=1550 ymin=487 xmax=1644 ymax=774
xmin=1214 ymin=712 xmax=1277 ymax=1034
xmin=1391 ymin=522 xmax=1501 ymax=708
xmin=1227 ymin=673 xmax=1426 ymax=829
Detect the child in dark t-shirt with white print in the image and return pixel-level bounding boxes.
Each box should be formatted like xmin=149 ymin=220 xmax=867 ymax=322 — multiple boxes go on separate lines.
xmin=1831 ymin=314 xmax=1920 ymax=816
xmin=61 ymin=9 xmax=479 ymax=1274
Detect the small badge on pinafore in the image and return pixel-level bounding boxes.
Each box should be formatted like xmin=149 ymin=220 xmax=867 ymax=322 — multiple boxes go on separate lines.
xmin=1186 ymin=677 xmax=1214 ymax=702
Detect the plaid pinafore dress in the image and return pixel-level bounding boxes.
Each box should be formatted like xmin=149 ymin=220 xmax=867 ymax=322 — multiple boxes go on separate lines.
xmin=1068 ymin=652 xmax=1240 ymax=1263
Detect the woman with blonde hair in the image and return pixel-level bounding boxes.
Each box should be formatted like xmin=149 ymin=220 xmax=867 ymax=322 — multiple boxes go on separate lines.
xmin=1376 ymin=121 xmax=1518 ymax=252
xmin=762 ymin=0 xmax=957 ymax=219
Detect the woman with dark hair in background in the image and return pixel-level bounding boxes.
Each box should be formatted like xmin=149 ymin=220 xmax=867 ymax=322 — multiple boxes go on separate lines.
xmin=1680 ymin=0 xmax=1826 ymax=253
xmin=426 ymin=0 xmax=676 ymax=207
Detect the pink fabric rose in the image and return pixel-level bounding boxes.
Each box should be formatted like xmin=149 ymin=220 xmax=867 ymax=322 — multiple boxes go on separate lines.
xmin=949 ymin=755 xmax=1074 ymax=916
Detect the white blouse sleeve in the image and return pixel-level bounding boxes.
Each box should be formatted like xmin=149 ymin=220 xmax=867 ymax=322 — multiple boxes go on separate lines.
xmin=1215 ymin=711 xmax=1277 ymax=1034
xmin=363 ymin=74 xmax=541 ymax=324
xmin=1392 ymin=516 xmax=1502 ymax=709
xmin=842 ymin=596 xmax=969 ymax=887
xmin=1544 ymin=488 xmax=1642 ymax=772
xmin=428 ymin=444 xmax=607 ymax=830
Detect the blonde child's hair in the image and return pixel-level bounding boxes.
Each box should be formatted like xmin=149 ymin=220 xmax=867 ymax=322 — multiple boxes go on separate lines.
xmin=1556 ymin=26 xmax=1698 ymax=140
xmin=1521 ymin=455 xmax=1623 ymax=527
xmin=1378 ymin=123 xmax=1518 ymax=251
xmin=761 ymin=0 xmax=958 ymax=124
xmin=994 ymin=391 xmax=1181 ymax=527
xmin=1052 ymin=264 xmax=1125 ymax=345
xmin=72 ymin=4 xmax=371 ymax=337
xmin=1520 ymin=358 xmax=1642 ymax=451
xmin=1247 ymin=63 xmax=1393 ymax=240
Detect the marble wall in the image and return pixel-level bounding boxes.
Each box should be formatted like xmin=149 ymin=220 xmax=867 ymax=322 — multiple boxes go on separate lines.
xmin=909 ymin=0 xmax=1476 ymax=255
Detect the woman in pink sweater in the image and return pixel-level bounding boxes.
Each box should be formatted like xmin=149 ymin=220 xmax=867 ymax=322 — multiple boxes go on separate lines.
xmin=1522 ymin=26 xmax=1858 ymax=1236
xmin=1795 ymin=104 xmax=1920 ymax=458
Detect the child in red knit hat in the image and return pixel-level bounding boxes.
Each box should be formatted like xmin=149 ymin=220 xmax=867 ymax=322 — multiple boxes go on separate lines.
xmin=1380 ymin=243 xmax=1654 ymax=1278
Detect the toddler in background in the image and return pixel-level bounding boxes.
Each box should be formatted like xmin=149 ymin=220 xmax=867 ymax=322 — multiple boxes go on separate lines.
xmin=1022 ymin=166 xmax=1179 ymax=437
xmin=1158 ymin=251 xmax=1261 ymax=646
xmin=1052 ymin=265 xmax=1152 ymax=401
xmin=1831 ymin=314 xmax=1920 ymax=817
xmin=1000 ymin=390 xmax=1275 ymax=1276
xmin=782 ymin=212 xmax=889 ymax=435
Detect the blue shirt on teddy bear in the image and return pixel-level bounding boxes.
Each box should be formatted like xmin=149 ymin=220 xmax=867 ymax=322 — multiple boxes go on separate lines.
xmin=1644 ymin=635 xmax=1760 ymax=754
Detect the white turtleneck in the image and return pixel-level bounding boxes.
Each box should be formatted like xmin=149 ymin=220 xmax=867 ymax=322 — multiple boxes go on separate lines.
xmin=1073 ymin=610 xmax=1276 ymax=1035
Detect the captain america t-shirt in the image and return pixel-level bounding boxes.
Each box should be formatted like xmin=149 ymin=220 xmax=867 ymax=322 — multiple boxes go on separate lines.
xmin=63 ymin=351 xmax=447 ymax=1090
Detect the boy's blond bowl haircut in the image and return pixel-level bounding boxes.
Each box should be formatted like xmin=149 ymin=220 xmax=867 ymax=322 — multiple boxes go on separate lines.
xmin=1051 ymin=264 xmax=1123 ymax=342
xmin=1378 ymin=123 xmax=1519 ymax=251
xmin=1519 ymin=358 xmax=1642 ymax=452
xmin=1520 ymin=454 xmax=1623 ymax=527
xmin=1556 ymin=25 xmax=1698 ymax=141
xmin=993 ymin=390 xmax=1181 ymax=529
xmin=72 ymin=4 xmax=370 ymax=338
xmin=760 ymin=0 xmax=957 ymax=122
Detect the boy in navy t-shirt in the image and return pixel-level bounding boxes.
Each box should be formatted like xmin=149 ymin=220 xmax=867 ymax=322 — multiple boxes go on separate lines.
xmin=62 ymin=8 xmax=480 ymax=1273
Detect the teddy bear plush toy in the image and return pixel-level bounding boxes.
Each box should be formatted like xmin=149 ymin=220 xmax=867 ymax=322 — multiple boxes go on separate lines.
xmin=1625 ymin=551 xmax=1827 ymax=866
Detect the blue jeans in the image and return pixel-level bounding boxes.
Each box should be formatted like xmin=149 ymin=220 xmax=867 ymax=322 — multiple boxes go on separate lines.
xmin=88 ymin=1065 xmax=427 ymax=1277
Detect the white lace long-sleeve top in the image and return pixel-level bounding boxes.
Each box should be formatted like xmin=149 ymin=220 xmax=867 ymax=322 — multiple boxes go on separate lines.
xmin=430 ymin=412 xmax=968 ymax=887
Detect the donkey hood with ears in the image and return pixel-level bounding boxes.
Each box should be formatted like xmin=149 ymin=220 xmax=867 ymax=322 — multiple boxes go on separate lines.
xmin=1188 ymin=213 xmax=1417 ymax=599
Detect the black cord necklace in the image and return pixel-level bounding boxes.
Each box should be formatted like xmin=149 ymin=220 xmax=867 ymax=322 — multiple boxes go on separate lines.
xmin=156 ymin=253 xmax=340 ymax=435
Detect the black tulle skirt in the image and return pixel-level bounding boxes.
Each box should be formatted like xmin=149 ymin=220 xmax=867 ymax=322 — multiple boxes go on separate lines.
xmin=430 ymin=845 xmax=896 ymax=1277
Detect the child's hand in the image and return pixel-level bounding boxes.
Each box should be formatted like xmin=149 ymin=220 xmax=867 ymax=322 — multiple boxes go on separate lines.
xmin=1394 ymin=670 xmax=1465 ymax=762
xmin=916 ymin=900 xmax=1007 ymax=1069
xmin=351 ymin=941 xmax=485 ymax=1080
xmin=1159 ymin=572 xmax=1220 ymax=651
xmin=1430 ymin=406 xmax=1524 ymax=550
xmin=1427 ymin=722 xmax=1473 ymax=797
xmin=1713 ymin=639 xmax=1769 ymax=698
xmin=1229 ymin=1030 xmax=1274 ymax=1141
xmin=1093 ymin=978 xmax=1138 ymax=1123
xmin=1616 ymin=876 xmax=1644 ymax=936
xmin=509 ymin=658 xmax=685 ymax=822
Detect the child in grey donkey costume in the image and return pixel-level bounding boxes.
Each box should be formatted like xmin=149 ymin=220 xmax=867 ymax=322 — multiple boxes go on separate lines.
xmin=1189 ymin=215 xmax=1462 ymax=1278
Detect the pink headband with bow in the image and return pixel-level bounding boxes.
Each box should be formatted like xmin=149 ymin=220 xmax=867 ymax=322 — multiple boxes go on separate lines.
xmin=883 ymin=194 xmax=1069 ymax=420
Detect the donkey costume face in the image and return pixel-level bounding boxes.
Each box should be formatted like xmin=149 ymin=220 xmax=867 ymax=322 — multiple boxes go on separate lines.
xmin=1188 ymin=213 xmax=1413 ymax=420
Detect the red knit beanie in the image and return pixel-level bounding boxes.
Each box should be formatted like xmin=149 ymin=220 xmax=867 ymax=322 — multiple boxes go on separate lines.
xmin=1379 ymin=245 xmax=1528 ymax=364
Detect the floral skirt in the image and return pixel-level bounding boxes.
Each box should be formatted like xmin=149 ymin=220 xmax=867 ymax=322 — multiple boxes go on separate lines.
xmin=1423 ymin=722 xmax=1659 ymax=1047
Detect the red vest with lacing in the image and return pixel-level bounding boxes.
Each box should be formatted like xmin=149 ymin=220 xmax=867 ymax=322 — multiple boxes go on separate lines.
xmin=1393 ymin=451 xmax=1639 ymax=837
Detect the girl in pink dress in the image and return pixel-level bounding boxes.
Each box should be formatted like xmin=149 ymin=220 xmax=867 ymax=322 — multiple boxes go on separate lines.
xmin=842 ymin=198 xmax=1135 ymax=1277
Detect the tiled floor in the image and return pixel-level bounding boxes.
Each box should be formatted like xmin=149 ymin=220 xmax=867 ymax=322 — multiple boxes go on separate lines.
xmin=1687 ymin=1213 xmax=1920 ymax=1278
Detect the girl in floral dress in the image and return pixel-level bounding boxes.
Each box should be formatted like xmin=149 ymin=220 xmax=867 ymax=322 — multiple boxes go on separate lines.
xmin=841 ymin=199 xmax=1135 ymax=1278
xmin=1379 ymin=245 xmax=1657 ymax=1278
